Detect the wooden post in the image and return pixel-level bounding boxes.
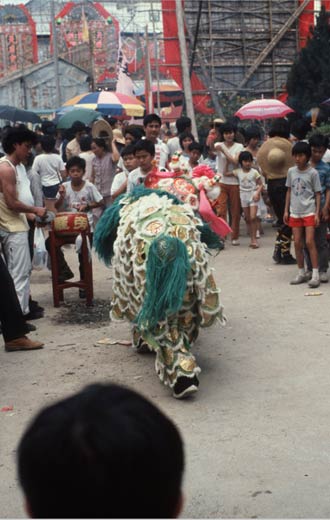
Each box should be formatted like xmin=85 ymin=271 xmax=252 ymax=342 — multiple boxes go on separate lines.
xmin=151 ymin=3 xmax=161 ymax=115
xmin=144 ymin=25 xmax=154 ymax=114
xmin=51 ymin=0 xmax=61 ymax=107
xmin=175 ymin=0 xmax=198 ymax=139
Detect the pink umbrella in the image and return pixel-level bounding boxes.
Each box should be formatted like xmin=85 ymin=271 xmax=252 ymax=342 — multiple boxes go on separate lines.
xmin=235 ymin=99 xmax=294 ymax=120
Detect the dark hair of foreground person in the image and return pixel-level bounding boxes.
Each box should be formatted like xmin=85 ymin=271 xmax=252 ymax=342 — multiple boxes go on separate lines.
xmin=17 ymin=383 xmax=184 ymax=518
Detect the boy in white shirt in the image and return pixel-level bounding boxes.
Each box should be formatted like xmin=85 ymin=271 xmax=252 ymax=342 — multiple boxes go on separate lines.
xmin=284 ymin=142 xmax=321 ymax=288
xmin=57 ymin=157 xmax=104 ymax=232
xmin=111 ymin=144 xmax=137 ymax=200
xmin=54 ymin=157 xmax=104 ymax=294
xmin=127 ymin=140 xmax=157 ymax=193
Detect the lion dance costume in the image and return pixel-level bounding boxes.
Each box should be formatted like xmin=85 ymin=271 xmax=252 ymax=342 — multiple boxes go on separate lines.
xmin=94 ymin=177 xmax=228 ymax=399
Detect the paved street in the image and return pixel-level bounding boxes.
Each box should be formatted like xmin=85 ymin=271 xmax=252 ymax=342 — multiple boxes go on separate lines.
xmin=1 ymin=222 xmax=330 ymax=518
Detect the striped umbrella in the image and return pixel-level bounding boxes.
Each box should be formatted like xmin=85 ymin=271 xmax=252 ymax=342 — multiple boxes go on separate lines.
xmin=62 ymin=91 xmax=145 ymax=117
xmin=235 ymin=99 xmax=294 ymax=120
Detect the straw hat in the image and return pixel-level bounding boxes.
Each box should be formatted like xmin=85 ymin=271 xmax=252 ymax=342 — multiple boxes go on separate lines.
xmin=91 ymin=119 xmax=113 ymax=142
xmin=112 ymin=128 xmax=125 ymax=145
xmin=257 ymin=137 xmax=294 ymax=179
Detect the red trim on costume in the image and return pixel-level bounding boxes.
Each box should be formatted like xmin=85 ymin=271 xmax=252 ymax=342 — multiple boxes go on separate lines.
xmin=144 ymin=168 xmax=182 ymax=188
xmin=199 ymin=188 xmax=232 ymax=238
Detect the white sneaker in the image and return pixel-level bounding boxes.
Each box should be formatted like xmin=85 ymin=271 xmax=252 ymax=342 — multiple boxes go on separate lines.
xmin=231 ymin=239 xmax=240 ymax=246
xmin=308 ymin=278 xmax=320 ymax=288
xmin=320 ymin=272 xmax=329 ymax=283
xmin=290 ymin=273 xmax=310 ymax=285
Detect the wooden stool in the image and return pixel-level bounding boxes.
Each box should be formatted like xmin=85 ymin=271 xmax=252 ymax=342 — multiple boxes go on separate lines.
xmin=49 ymin=213 xmax=93 ymax=307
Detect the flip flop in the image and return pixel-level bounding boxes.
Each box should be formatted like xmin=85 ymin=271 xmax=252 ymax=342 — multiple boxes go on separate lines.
xmin=249 ymin=243 xmax=259 ymax=249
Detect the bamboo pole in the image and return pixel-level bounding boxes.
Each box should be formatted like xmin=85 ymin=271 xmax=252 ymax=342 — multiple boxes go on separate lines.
xmin=175 ymin=0 xmax=198 ymax=139
xmin=51 ymin=0 xmax=61 ymax=107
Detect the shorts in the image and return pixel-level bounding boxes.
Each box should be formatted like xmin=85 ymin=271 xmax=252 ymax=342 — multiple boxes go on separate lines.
xmin=240 ymin=191 xmax=258 ymax=208
xmin=42 ymin=184 xmax=60 ymax=199
xmin=289 ymin=215 xmax=316 ymax=227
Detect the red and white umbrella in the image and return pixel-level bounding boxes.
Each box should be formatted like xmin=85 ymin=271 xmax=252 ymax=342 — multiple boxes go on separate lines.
xmin=235 ymin=99 xmax=294 ymax=120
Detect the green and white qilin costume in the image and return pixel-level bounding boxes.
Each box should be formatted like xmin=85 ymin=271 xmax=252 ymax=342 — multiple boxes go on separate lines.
xmin=94 ymin=187 xmax=225 ymax=395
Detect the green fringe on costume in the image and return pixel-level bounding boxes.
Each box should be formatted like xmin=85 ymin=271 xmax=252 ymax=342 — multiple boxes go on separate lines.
xmin=136 ymin=234 xmax=191 ymax=331
xmin=197 ymin=223 xmax=224 ymax=252
xmin=93 ymin=195 xmax=125 ymax=266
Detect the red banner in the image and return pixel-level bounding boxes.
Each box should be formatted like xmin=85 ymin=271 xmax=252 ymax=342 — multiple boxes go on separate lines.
xmin=160 ymin=0 xmax=214 ymax=114
xmin=0 ymin=4 xmax=37 ymax=77
xmin=299 ymin=1 xmax=315 ymax=47
xmin=52 ymin=2 xmax=119 ymax=85
xmin=299 ymin=1 xmax=330 ymax=48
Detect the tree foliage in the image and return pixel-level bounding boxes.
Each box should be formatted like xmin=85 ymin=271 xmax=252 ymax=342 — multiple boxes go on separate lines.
xmin=287 ymin=7 xmax=330 ymax=114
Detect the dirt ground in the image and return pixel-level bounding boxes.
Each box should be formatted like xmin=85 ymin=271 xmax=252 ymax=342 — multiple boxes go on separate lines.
xmin=1 ymin=222 xmax=330 ymax=518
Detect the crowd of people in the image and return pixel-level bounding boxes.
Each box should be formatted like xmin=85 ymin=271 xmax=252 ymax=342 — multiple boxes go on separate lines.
xmin=1 ymin=110 xmax=330 ymax=514
xmin=0 ymin=113 xmax=329 ymax=354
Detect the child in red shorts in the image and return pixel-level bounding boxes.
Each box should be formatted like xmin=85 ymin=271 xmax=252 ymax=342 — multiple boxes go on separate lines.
xmin=284 ymin=142 xmax=321 ymax=287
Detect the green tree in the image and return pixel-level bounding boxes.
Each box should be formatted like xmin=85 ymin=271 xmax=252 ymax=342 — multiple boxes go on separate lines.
xmin=287 ymin=7 xmax=330 ymax=114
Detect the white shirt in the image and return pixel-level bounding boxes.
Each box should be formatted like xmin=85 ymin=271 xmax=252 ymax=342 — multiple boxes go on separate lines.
xmin=167 ymin=136 xmax=181 ymax=157
xmin=233 ymin=167 xmax=261 ymax=192
xmin=322 ymin=148 xmax=330 ymax=163
xmin=79 ymin=151 xmax=95 ymax=181
xmin=127 ymin=167 xmax=148 ymax=193
xmin=155 ymin=139 xmax=169 ymax=169
xmin=32 ymin=153 xmax=65 ymax=187
xmin=216 ymin=142 xmax=244 ymax=185
xmin=60 ymin=180 xmax=103 ymax=231
xmin=111 ymin=171 xmax=127 ymax=195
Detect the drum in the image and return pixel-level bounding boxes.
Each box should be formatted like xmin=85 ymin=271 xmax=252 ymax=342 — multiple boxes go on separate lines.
xmin=52 ymin=212 xmax=89 ymax=236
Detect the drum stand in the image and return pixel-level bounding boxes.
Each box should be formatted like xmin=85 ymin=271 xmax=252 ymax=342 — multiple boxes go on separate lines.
xmin=49 ymin=230 xmax=93 ymax=307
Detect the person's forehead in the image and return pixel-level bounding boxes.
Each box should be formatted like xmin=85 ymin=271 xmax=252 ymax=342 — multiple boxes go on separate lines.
xmin=146 ymin=122 xmax=160 ymax=127
xmin=69 ymin=166 xmax=84 ymax=172
xmin=123 ymin=154 xmax=135 ymax=159
xmin=311 ymin=146 xmax=325 ymax=152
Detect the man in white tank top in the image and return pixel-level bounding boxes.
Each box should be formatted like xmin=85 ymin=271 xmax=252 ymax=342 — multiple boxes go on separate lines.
xmin=0 ymin=128 xmax=46 ymax=319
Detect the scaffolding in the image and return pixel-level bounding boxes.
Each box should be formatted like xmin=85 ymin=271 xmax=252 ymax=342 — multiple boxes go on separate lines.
xmin=183 ymin=0 xmax=309 ymax=98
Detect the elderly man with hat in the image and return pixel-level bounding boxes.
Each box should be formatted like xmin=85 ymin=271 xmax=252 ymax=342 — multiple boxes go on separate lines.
xmin=66 ymin=121 xmax=88 ymax=160
xmin=257 ymin=119 xmax=296 ymax=264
